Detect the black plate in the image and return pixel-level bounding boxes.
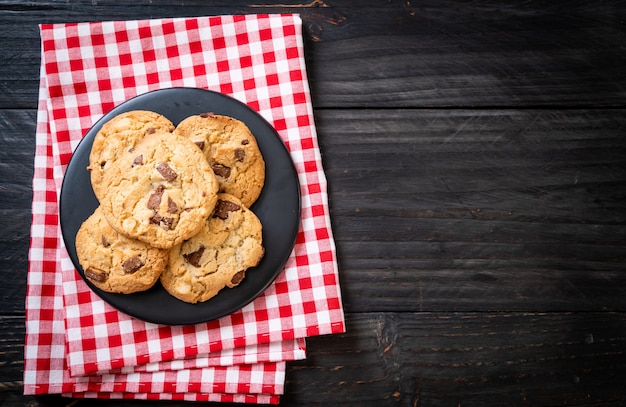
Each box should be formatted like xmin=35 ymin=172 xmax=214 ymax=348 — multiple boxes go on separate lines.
xmin=60 ymin=88 xmax=301 ymax=325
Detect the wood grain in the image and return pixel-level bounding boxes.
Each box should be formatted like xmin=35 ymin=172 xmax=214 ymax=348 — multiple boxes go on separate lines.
xmin=1 ymin=312 xmax=624 ymax=406
xmin=0 ymin=1 xmax=625 ymax=108
xmin=283 ymin=312 xmax=626 ymax=406
xmin=318 ymin=108 xmax=626 ymax=313
xmin=1 ymin=1 xmax=626 ymax=406
xmin=0 ymin=316 xmax=25 ymax=391
xmin=0 ymin=110 xmax=35 ymax=314
xmin=3 ymin=108 xmax=624 ymax=314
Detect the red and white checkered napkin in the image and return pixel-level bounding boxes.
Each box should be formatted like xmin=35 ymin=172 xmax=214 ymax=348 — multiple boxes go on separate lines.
xmin=24 ymin=14 xmax=345 ymax=403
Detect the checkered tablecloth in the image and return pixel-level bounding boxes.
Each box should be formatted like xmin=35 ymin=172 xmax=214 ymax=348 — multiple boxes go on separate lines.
xmin=25 ymin=14 xmax=345 ymax=403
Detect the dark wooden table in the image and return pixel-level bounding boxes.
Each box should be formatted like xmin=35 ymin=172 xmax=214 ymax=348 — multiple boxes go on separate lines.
xmin=1 ymin=1 xmax=625 ymax=406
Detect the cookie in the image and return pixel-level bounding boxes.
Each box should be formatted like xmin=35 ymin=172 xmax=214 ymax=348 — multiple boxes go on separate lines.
xmin=99 ymin=131 xmax=219 ymax=249
xmin=173 ymin=113 xmax=265 ymax=207
xmin=88 ymin=110 xmax=175 ymax=201
xmin=161 ymin=193 xmax=264 ymax=303
xmin=75 ymin=206 xmax=168 ymax=294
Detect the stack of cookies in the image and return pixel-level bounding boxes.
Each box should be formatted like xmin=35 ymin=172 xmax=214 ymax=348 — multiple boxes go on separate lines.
xmin=76 ymin=110 xmax=266 ymax=303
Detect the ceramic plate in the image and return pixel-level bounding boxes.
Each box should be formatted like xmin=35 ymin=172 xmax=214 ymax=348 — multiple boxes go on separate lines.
xmin=60 ymin=88 xmax=301 ymax=325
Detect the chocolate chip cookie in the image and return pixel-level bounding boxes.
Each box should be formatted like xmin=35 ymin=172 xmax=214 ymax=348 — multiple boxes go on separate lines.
xmin=161 ymin=193 xmax=264 ymax=303
xmin=173 ymin=113 xmax=265 ymax=207
xmin=88 ymin=110 xmax=175 ymax=201
xmin=75 ymin=206 xmax=168 ymax=294
xmin=99 ymin=131 xmax=219 ymax=249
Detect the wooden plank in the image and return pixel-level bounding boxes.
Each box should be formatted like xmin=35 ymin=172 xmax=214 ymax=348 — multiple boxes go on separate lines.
xmin=1 ymin=312 xmax=625 ymax=406
xmin=285 ymin=311 xmax=626 ymax=406
xmin=0 ymin=1 xmax=625 ymax=108
xmin=0 ymin=110 xmax=35 ymax=206
xmin=1 ymin=2 xmax=625 ymax=406
xmin=0 ymin=110 xmax=35 ymax=314
xmin=314 ymin=108 xmax=626 ymax=312
xmin=1 ymin=108 xmax=625 ymax=314
xmin=0 ymin=316 xmax=25 ymax=392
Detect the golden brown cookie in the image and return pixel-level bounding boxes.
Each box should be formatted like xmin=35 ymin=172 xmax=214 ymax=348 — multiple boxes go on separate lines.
xmin=88 ymin=110 xmax=175 ymax=201
xmin=99 ymin=131 xmax=219 ymax=249
xmin=75 ymin=206 xmax=168 ymax=294
xmin=161 ymin=193 xmax=264 ymax=303
xmin=173 ymin=113 xmax=265 ymax=207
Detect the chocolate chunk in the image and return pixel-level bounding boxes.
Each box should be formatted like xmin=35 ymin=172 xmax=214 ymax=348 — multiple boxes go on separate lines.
xmin=101 ymin=235 xmax=110 ymax=248
xmin=199 ymin=112 xmax=214 ymax=118
xmin=163 ymin=217 xmax=174 ymax=229
xmin=147 ymin=185 xmax=165 ymax=210
xmin=194 ymin=140 xmax=205 ymax=150
xmin=211 ymin=163 xmax=231 ymax=178
xmin=213 ymin=199 xmax=241 ymax=220
xmin=183 ymin=246 xmax=205 ymax=267
xmin=99 ymin=161 xmax=106 ymax=169
xmin=150 ymin=213 xmax=174 ymax=230
xmin=122 ymin=256 xmax=144 ymax=274
xmin=230 ymin=270 xmax=245 ymax=285
xmin=128 ymin=147 xmax=135 ymax=153
xmin=167 ymin=197 xmax=177 ymax=214
xmin=234 ymin=148 xmax=245 ymax=162
xmin=85 ymin=267 xmax=107 ymax=283
xmin=146 ymin=127 xmax=155 ymax=134
xmin=133 ymin=154 xmax=143 ymax=166
xmin=156 ymin=162 xmax=178 ymax=181
xmin=149 ymin=214 xmax=161 ymax=225
xmin=241 ymin=139 xmax=249 ymax=145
